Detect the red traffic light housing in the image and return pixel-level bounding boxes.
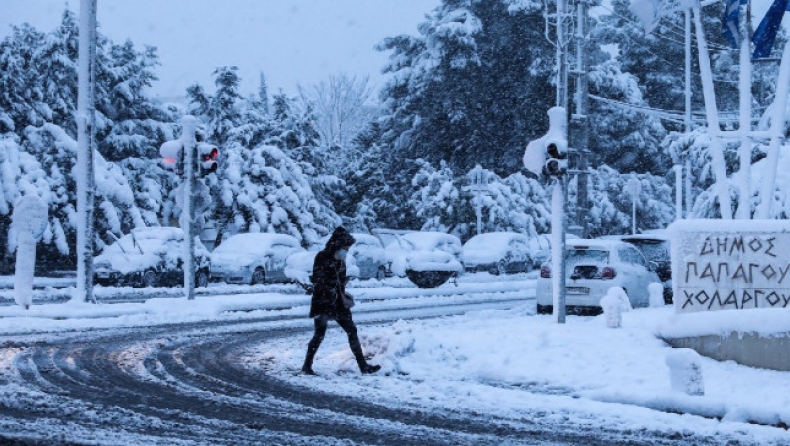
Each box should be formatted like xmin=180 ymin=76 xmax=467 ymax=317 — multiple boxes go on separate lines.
xmin=197 ymin=143 xmax=219 ymax=175
xmin=159 ymin=140 xmax=184 ymax=176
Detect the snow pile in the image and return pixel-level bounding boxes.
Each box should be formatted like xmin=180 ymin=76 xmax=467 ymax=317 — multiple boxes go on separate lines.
xmin=666 ymin=348 xmax=705 ymax=396
xmin=10 ymin=195 xmax=48 ymax=309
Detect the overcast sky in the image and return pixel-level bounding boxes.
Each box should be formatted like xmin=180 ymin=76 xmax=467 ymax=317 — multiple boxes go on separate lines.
xmin=0 ymin=1 xmax=782 ymax=101
xmin=0 ymin=0 xmax=440 ymax=100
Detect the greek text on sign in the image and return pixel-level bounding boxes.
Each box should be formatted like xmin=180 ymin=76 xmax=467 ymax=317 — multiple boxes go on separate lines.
xmin=668 ymin=219 xmax=790 ymax=313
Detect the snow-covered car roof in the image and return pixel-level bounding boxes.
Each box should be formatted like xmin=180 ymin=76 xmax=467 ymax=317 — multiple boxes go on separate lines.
xmin=104 ymin=227 xmax=195 ymax=254
xmin=213 ymin=233 xmax=300 ymax=255
xmin=463 ymin=232 xmax=527 ymax=250
xmin=566 ymin=238 xmax=624 ymax=250
xmin=400 ymin=231 xmax=461 ymax=250
xmin=96 ymin=227 xmax=210 ymax=274
xmin=350 ymin=233 xmax=382 ymax=247
xmin=462 ymin=232 xmax=529 ymax=264
xmin=316 ymin=233 xmax=382 ymax=250
xmin=619 ymin=231 xmax=669 ymax=242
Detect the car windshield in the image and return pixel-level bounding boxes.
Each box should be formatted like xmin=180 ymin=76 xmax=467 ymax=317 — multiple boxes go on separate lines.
xmin=566 ymin=248 xmax=609 ymax=263
xmin=626 ymin=240 xmax=669 ymax=262
xmin=375 ymin=233 xmax=401 ymax=248
xmin=105 ymin=232 xmax=174 ymax=255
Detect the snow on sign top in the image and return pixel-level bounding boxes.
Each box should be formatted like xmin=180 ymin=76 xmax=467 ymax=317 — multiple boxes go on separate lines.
xmin=12 ymin=195 xmax=48 ymax=241
xmin=668 ymin=219 xmax=790 ymax=314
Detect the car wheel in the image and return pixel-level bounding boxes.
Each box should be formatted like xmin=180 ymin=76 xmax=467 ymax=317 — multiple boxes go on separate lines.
xmin=536 ymin=304 xmax=552 ymax=315
xmin=196 ymin=269 xmax=209 ymax=288
xmin=251 ymin=267 xmax=265 ymax=285
xmin=141 ymin=270 xmax=157 ymax=288
xmin=375 ymin=266 xmax=386 ymax=281
xmin=496 ymin=261 xmax=507 ymax=275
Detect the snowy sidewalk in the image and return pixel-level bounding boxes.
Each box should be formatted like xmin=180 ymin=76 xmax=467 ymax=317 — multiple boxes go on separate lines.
xmin=251 ymin=305 xmax=790 ymax=444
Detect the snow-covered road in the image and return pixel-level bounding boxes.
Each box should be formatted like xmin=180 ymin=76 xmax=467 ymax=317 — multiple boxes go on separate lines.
xmin=0 ymin=274 xmax=787 ymax=445
xmin=0 ymin=301 xmax=719 ymax=445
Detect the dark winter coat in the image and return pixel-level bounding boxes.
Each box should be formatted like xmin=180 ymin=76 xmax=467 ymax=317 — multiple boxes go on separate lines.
xmin=309 ymin=227 xmax=356 ymax=318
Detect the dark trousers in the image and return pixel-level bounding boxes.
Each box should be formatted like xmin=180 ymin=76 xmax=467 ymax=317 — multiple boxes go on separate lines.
xmin=305 ymin=315 xmax=365 ymax=365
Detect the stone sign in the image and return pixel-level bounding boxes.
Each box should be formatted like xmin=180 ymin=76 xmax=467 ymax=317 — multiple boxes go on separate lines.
xmin=669 ymin=219 xmax=790 ymax=313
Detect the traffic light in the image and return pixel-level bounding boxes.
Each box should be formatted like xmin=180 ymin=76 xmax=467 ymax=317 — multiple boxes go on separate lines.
xmin=159 ymin=140 xmax=184 ymax=176
xmin=197 ymin=143 xmax=219 ymax=175
xmin=543 ymin=140 xmax=568 ymax=177
xmin=523 ymin=106 xmax=568 ymax=178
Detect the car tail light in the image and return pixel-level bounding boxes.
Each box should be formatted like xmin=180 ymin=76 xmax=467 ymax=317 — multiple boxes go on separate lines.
xmin=540 ymin=265 xmax=551 ymax=278
xmin=601 ymin=267 xmax=616 ymax=279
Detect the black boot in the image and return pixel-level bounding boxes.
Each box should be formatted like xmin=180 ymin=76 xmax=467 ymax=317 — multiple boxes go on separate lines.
xmin=359 ymin=363 xmax=381 ymax=374
xmin=349 ymin=335 xmax=381 ymax=374
xmin=302 ymin=341 xmax=319 ymax=375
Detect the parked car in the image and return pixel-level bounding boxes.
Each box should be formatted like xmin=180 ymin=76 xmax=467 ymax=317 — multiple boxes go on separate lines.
xmin=536 ymin=238 xmax=661 ymax=315
xmin=528 ymin=233 xmax=581 ymax=269
xmin=462 ymin=232 xmax=532 ymax=275
xmin=374 ymin=229 xmax=464 ymax=288
xmin=93 ymin=227 xmax=210 ymax=288
xmin=210 ymin=233 xmax=304 ymax=285
xmin=284 ymin=236 xmax=366 ymax=286
xmin=619 ymin=232 xmax=672 ymax=304
xmin=284 ymin=250 xmax=319 ymax=288
xmin=527 ymin=235 xmax=552 ymax=269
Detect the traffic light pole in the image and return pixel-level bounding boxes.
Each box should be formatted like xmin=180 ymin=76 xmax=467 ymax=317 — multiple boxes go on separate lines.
xmin=523 ymin=107 xmax=568 ymax=324
xmin=181 ymin=116 xmax=198 ymax=300
xmin=551 ymin=177 xmax=567 ymax=323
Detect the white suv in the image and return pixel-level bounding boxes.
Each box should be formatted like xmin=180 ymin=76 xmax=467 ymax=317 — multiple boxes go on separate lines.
xmin=536 ymin=239 xmax=660 ymax=315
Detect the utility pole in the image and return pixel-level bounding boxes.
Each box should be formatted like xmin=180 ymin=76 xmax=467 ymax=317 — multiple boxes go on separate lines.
xmin=76 ymin=0 xmax=97 ymax=303
xmin=543 ymin=0 xmax=572 ymax=323
xmin=679 ymin=8 xmax=693 ymax=220
xmin=181 ymin=116 xmax=198 ymax=300
xmin=570 ymin=0 xmax=591 ymax=237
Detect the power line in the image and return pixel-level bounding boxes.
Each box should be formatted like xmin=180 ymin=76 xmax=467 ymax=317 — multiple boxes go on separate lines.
xmin=588 ymin=94 xmax=766 ymax=126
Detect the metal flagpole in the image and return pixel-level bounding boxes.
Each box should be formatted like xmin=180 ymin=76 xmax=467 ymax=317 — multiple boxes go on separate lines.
xmin=736 ymin=0 xmax=753 ymax=219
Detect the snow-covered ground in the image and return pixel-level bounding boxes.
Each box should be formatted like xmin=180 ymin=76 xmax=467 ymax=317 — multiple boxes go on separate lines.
xmin=1 ymin=275 xmax=789 ymax=444
xmin=262 ymin=305 xmax=790 ymax=445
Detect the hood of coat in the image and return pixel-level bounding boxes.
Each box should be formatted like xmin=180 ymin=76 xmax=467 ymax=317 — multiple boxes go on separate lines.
xmin=324 ymin=226 xmax=356 ymax=253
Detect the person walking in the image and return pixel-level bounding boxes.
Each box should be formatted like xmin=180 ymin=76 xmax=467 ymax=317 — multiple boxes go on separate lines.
xmin=302 ymin=226 xmax=381 ymax=375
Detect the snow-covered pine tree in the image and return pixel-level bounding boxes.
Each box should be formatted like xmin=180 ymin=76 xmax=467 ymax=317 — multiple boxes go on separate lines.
xmin=0 ymin=24 xmax=50 ymax=134
xmin=587 ymin=60 xmax=669 ymax=174
xmin=594 ymin=0 xmax=737 ymax=124
xmin=265 ymin=93 xmax=341 ymax=233
xmin=19 ymin=124 xmax=145 ymax=262
xmin=376 ymin=0 xmax=554 ymax=176
xmin=584 ymin=165 xmax=674 ymax=237
xmin=408 ymin=161 xmax=550 ymax=241
xmin=0 ymin=13 xmax=173 ymax=269
xmin=184 ymin=71 xmax=341 ymax=247
xmin=409 ymin=159 xmax=462 ymax=235
xmin=33 ymin=10 xmax=79 ymax=136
